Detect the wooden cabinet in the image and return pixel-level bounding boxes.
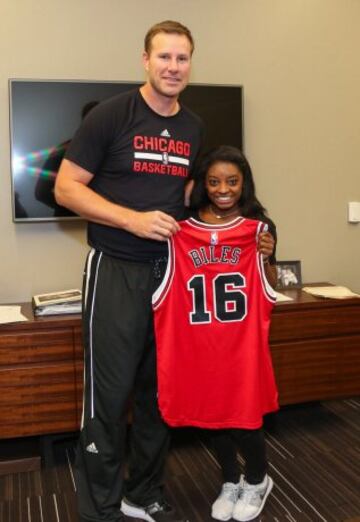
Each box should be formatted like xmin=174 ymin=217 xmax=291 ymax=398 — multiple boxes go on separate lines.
xmin=270 ymin=286 xmax=360 ymax=405
xmin=0 ymin=305 xmax=83 ymax=438
xmin=1 ymin=287 xmax=360 ymax=438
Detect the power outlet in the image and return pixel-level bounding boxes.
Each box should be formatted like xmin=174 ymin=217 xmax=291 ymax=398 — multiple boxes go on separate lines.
xmin=348 ymin=201 xmax=360 ymax=223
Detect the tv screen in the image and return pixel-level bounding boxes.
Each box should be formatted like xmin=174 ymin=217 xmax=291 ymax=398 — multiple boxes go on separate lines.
xmin=9 ymin=79 xmax=243 ymax=222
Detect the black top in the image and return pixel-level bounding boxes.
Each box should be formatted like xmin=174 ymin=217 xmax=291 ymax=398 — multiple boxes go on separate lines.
xmin=66 ymin=88 xmax=203 ymax=260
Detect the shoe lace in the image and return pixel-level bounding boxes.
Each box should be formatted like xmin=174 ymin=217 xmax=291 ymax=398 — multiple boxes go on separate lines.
xmin=221 ymin=482 xmax=239 ymax=503
xmin=146 ymin=501 xmax=171 ymax=515
xmin=240 ymin=479 xmax=266 ymax=506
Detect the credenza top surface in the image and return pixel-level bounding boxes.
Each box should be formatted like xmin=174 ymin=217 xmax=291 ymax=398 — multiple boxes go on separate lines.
xmin=274 ymin=282 xmax=360 ymax=313
xmin=0 ymin=302 xmax=81 ymax=333
xmin=1 ymin=283 xmax=360 ymax=332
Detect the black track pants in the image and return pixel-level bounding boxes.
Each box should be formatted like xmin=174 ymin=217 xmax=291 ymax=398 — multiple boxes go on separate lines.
xmin=76 ymin=250 xmax=170 ymax=522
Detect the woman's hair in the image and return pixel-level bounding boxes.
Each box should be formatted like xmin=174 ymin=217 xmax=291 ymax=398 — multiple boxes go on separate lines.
xmin=190 ymin=145 xmax=268 ymax=219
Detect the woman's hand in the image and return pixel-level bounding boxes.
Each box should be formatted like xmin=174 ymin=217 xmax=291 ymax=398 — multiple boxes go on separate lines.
xmin=257 ymin=231 xmax=275 ymax=259
xmin=258 ymin=231 xmax=277 ymax=288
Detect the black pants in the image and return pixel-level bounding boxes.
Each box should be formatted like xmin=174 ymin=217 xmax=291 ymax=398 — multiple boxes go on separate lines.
xmin=76 ymin=250 xmax=169 ymax=522
xmin=211 ymin=427 xmax=267 ymax=485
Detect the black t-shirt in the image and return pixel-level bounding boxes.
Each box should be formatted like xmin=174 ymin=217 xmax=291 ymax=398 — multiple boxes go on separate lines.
xmin=66 ymin=88 xmax=203 ymax=260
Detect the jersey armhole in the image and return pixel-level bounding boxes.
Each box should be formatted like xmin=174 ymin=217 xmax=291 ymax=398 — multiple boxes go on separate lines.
xmin=152 ymin=238 xmax=175 ymax=310
xmin=256 ymin=222 xmax=277 ymax=303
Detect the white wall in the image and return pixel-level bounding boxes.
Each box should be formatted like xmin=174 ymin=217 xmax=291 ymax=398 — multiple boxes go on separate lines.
xmin=1 ymin=0 xmax=359 ymax=303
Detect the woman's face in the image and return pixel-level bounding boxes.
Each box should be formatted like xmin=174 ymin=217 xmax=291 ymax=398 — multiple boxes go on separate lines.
xmin=205 ymin=161 xmax=244 ymax=212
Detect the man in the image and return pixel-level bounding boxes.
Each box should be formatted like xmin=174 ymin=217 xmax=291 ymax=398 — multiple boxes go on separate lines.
xmin=55 ymin=20 xmax=203 ymax=522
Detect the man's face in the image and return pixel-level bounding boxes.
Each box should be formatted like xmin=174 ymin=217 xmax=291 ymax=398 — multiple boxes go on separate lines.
xmin=143 ymin=32 xmax=192 ymax=100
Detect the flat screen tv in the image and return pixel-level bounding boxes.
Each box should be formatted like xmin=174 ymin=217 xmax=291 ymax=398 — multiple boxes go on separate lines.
xmin=9 ymin=79 xmax=243 ymax=222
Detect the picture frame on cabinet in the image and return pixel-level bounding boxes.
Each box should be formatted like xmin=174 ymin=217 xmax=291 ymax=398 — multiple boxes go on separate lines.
xmin=276 ymin=260 xmax=302 ymax=289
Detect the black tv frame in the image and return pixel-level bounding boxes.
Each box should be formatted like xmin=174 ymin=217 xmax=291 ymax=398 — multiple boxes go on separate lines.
xmin=9 ymin=79 xmax=243 ymax=222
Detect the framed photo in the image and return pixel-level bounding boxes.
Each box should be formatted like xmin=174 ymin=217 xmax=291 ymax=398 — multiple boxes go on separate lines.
xmin=33 ymin=288 xmax=82 ymax=307
xmin=276 ymin=260 xmax=302 ymax=290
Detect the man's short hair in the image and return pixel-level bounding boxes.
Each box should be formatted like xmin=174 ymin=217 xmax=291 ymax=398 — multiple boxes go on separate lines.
xmin=144 ymin=20 xmax=194 ymax=55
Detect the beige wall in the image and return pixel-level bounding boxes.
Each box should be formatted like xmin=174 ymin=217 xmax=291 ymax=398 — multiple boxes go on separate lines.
xmin=1 ymin=0 xmax=359 ymax=303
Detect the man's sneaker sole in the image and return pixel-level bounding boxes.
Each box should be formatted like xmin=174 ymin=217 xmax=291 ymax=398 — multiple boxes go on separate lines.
xmin=121 ymin=500 xmax=154 ymax=521
xmin=121 ymin=500 xmax=188 ymax=522
xmin=233 ymin=476 xmax=273 ymax=522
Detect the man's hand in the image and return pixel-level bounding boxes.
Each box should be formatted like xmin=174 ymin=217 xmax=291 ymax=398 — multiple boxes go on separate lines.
xmin=124 ymin=209 xmax=181 ymax=241
xmin=56 ymin=160 xmax=181 ymax=240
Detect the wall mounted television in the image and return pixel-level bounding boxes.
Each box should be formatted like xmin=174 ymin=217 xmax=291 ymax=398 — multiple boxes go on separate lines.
xmin=9 ymin=79 xmax=243 ymax=222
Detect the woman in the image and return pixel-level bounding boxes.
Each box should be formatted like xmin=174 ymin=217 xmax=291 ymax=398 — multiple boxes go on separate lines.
xmin=189 ymin=145 xmax=278 ymax=521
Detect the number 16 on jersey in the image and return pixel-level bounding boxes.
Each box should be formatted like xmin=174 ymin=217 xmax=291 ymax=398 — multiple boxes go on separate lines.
xmin=187 ymin=272 xmax=247 ymax=324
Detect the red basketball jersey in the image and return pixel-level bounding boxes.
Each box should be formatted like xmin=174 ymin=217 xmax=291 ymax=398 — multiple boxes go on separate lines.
xmin=153 ymin=217 xmax=278 ymax=429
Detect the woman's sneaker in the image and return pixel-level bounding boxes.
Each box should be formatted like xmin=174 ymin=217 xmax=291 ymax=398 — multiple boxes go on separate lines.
xmin=211 ymin=482 xmax=241 ymax=521
xmin=232 ymin=475 xmax=273 ymax=521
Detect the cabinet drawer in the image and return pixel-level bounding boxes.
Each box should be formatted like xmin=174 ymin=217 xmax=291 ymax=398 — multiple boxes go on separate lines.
xmin=0 ymin=364 xmax=79 ymax=438
xmin=270 ymin=305 xmax=360 ymax=342
xmin=271 ymin=335 xmax=360 ymax=404
xmin=0 ymin=328 xmax=75 ymax=365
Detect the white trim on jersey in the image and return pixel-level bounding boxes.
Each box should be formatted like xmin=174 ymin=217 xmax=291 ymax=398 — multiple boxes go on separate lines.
xmin=256 ymin=220 xmax=265 ymax=239
xmin=187 ymin=216 xmax=245 ymax=231
xmin=256 ymin=222 xmax=277 ymax=303
xmin=257 ymin=252 xmax=277 ymax=303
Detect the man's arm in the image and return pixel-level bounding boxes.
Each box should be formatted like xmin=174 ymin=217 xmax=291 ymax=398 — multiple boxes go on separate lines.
xmin=55 ymin=159 xmax=180 ymax=241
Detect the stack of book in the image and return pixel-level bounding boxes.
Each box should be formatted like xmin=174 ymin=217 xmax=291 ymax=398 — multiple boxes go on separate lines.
xmin=32 ymin=289 xmax=82 ymax=316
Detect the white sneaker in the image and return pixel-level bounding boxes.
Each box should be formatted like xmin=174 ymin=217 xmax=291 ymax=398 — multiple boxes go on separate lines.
xmin=211 ymin=482 xmax=241 ymax=521
xmin=233 ymin=475 xmax=273 ymax=521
